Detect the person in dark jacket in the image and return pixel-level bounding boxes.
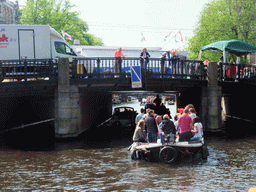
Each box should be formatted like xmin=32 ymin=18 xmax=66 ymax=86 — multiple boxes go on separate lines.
xmin=144 ymin=109 xmax=158 ymax=143
xmin=140 ymin=47 xmax=150 ymax=67
xmin=159 ymin=114 xmax=176 ymax=135
xmin=140 ymin=47 xmax=150 ymax=75
xmin=160 ymin=52 xmax=167 ymax=77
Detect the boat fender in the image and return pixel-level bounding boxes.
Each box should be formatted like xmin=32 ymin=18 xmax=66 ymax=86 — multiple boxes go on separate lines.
xmin=136 ymin=150 xmax=140 ymax=159
xmin=201 ymin=144 xmax=209 ymax=160
xmin=131 ymin=149 xmax=140 ymax=160
xmin=131 ymin=149 xmax=136 ymax=160
xmin=159 ymin=146 xmax=177 ymax=164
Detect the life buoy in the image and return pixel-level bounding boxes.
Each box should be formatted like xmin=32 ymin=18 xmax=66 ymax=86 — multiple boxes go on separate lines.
xmin=159 ymin=146 xmax=177 ymax=164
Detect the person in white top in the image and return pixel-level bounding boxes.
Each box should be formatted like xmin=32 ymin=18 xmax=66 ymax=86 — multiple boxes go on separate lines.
xmin=190 ymin=116 xmax=203 ymax=141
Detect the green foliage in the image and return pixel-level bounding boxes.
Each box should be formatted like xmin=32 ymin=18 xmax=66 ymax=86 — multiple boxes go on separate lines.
xmin=187 ymin=0 xmax=256 ymax=63
xmin=19 ymin=0 xmax=103 ymax=46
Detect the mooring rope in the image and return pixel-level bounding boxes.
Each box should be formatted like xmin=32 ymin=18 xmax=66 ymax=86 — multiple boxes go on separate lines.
xmin=95 ymin=117 xmax=112 ymax=128
xmin=226 ymin=115 xmax=253 ymax=123
xmin=0 ymin=118 xmax=55 ymax=133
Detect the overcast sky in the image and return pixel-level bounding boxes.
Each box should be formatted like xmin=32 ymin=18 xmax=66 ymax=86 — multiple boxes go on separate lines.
xmin=17 ymin=0 xmax=211 ymax=49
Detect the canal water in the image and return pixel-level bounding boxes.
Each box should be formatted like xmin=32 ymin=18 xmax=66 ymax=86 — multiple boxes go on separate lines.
xmin=0 ymin=101 xmax=255 ymax=191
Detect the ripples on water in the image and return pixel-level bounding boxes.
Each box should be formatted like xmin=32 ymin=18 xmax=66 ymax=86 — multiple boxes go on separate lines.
xmin=0 ymin=135 xmax=255 ymax=191
xmin=0 ymin=102 xmax=255 ymax=191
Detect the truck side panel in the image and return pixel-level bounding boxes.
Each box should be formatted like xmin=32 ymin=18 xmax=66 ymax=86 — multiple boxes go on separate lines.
xmin=18 ymin=29 xmax=35 ymax=60
xmin=0 ymin=25 xmax=51 ymax=60
xmin=0 ymin=26 xmax=19 ymax=60
xmin=34 ymin=26 xmax=51 ymax=59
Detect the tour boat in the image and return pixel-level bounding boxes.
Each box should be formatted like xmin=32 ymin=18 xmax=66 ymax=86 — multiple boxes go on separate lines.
xmin=129 ymin=136 xmax=209 ymax=164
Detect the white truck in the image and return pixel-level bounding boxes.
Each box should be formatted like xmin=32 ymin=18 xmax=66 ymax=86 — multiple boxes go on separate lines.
xmin=0 ymin=25 xmax=84 ymax=79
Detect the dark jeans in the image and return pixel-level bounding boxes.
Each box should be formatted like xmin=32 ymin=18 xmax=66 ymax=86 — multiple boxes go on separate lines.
xmin=140 ymin=60 xmax=148 ymax=76
xmin=114 ymin=58 xmax=122 ymax=73
xmin=147 ymin=132 xmax=157 ymax=143
xmin=179 ymin=132 xmax=193 ymax=142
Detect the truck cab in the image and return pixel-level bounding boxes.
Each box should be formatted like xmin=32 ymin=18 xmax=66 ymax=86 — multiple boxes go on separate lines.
xmin=50 ymin=27 xmax=84 ymax=62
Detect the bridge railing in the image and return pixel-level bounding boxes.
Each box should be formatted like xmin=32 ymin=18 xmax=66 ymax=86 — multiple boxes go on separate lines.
xmin=2 ymin=58 xmax=256 ymax=83
xmin=0 ymin=59 xmax=57 ymax=82
xmin=72 ymin=58 xmax=206 ymax=80
xmin=218 ymin=62 xmax=256 ymax=82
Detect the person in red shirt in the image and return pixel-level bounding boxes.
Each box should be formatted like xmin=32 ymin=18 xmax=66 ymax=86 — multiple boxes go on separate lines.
xmin=114 ymin=47 xmax=126 ymax=74
xmin=177 ymin=108 xmax=193 ymax=141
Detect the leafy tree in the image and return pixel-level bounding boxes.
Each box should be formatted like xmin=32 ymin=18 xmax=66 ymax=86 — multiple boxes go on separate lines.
xmin=19 ymin=0 xmax=103 ymax=46
xmin=187 ymin=0 xmax=256 ymax=63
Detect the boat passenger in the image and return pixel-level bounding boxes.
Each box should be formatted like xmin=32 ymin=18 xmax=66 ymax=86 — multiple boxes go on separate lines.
xmin=133 ymin=120 xmax=147 ymax=143
xmin=185 ymin=104 xmax=195 ymax=110
xmin=189 ymin=108 xmax=197 ymax=120
xmin=135 ymin=108 xmax=146 ymax=125
xmin=159 ymin=114 xmax=176 ymax=136
xmin=177 ymin=108 xmax=193 ymax=142
xmin=190 ymin=116 xmax=203 ymax=141
xmin=153 ymin=95 xmax=162 ymax=108
xmin=155 ymin=115 xmax=162 ymax=124
xmin=173 ymin=113 xmax=180 ymax=132
xmin=145 ymin=109 xmax=158 ymax=143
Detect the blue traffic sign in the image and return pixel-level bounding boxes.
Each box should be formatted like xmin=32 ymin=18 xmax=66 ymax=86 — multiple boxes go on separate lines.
xmin=130 ymin=66 xmax=142 ymax=88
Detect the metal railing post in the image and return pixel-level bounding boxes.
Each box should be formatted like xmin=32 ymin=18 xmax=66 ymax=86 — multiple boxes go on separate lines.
xmin=181 ymin=60 xmax=184 ymax=79
xmin=0 ymin=61 xmax=2 ymax=82
xmin=71 ymin=58 xmax=77 ymax=79
xmin=97 ymin=58 xmax=101 ymax=78
xmin=237 ymin=64 xmax=241 ymax=81
xmin=219 ymin=62 xmax=223 ymax=81
xmin=24 ymin=60 xmax=27 ymax=81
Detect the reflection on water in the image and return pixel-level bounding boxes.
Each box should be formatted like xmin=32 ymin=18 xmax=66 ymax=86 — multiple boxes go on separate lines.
xmin=0 ymin=102 xmax=255 ymax=191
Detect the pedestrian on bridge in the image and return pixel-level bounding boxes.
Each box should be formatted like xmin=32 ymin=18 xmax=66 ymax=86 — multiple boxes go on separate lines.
xmin=160 ymin=52 xmax=167 ymax=77
xmin=140 ymin=47 xmax=150 ymax=74
xmin=114 ymin=47 xmax=126 ymax=76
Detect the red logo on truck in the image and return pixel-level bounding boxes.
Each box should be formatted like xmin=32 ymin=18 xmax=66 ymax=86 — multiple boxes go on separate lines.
xmin=0 ymin=34 xmax=8 ymax=42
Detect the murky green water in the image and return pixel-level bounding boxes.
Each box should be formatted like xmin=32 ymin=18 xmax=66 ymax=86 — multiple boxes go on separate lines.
xmin=0 ymin=102 xmax=255 ymax=191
